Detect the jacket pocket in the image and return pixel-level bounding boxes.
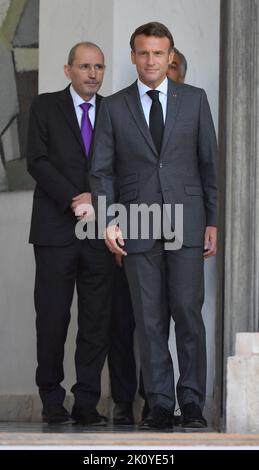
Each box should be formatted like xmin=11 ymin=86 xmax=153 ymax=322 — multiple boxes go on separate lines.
xmin=119 ymin=174 xmax=138 ymax=202
xmin=184 ymin=185 xmax=203 ymax=196
xmin=119 ymin=173 xmax=137 ymax=186
xmin=119 ymin=187 xmax=138 ymax=203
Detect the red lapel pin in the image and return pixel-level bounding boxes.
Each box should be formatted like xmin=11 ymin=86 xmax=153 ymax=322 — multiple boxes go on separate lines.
xmin=172 ymin=92 xmax=177 ymax=97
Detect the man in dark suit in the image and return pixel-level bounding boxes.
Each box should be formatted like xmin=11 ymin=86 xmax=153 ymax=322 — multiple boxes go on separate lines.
xmin=109 ymin=45 xmax=189 ymax=426
xmin=90 ymin=22 xmax=217 ymax=430
xmin=27 ymin=42 xmax=115 ymax=425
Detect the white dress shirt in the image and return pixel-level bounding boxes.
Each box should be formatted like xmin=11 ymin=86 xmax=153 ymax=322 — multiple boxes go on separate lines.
xmin=69 ymin=85 xmax=96 ymax=128
xmin=137 ymin=77 xmax=168 ymax=125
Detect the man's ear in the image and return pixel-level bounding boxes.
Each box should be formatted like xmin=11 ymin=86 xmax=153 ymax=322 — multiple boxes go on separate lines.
xmin=64 ymin=64 xmax=71 ymax=79
xmin=131 ymin=51 xmax=136 ymax=65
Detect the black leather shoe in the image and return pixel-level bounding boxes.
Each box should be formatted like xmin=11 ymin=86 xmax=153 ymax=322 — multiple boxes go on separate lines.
xmin=141 ymin=401 xmax=150 ymax=421
xmin=72 ymin=405 xmax=108 ymax=426
xmin=42 ymin=404 xmax=73 ymax=424
xmin=139 ymin=405 xmax=174 ymax=430
xmin=113 ymin=402 xmax=134 ymax=425
xmin=181 ymin=402 xmax=207 ymax=428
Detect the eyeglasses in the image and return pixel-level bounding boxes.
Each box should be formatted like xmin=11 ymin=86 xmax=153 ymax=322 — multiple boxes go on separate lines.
xmin=77 ymin=63 xmax=106 ymax=73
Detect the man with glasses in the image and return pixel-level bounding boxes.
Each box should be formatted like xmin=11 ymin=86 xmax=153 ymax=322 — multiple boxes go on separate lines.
xmin=27 ymin=42 xmax=115 ymax=425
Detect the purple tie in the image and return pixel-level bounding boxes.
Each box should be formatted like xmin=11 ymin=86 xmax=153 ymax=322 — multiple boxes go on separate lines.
xmin=80 ymin=102 xmax=93 ymax=156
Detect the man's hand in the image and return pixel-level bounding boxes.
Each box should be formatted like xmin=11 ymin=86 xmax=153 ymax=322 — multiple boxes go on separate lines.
xmin=71 ymin=192 xmax=92 ymax=211
xmin=104 ymin=225 xmax=127 ymax=256
xmin=203 ymin=226 xmax=217 ymax=258
xmin=71 ymin=192 xmax=95 ymax=221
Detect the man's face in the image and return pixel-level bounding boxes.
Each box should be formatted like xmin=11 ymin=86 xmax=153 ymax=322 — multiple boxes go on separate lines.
xmin=64 ymin=45 xmax=105 ymax=100
xmin=167 ymin=52 xmax=184 ymax=82
xmin=131 ymin=35 xmax=173 ymax=89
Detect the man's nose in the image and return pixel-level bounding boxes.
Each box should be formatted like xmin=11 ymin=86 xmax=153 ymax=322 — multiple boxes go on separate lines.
xmin=88 ymin=66 xmax=97 ymax=77
xmin=147 ymin=54 xmax=155 ymax=65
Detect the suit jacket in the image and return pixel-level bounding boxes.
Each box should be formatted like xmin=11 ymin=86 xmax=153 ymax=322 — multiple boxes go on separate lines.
xmin=90 ymin=79 xmax=218 ymax=253
xmin=27 ymin=85 xmax=105 ymax=248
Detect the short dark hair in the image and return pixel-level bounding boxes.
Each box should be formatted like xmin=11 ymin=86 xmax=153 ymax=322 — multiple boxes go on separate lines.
xmin=67 ymin=41 xmax=104 ymax=65
xmin=130 ymin=22 xmax=174 ymax=51
xmin=173 ymin=47 xmax=188 ymax=79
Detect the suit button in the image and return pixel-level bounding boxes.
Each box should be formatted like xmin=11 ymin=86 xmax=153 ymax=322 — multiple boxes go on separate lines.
xmin=159 ymin=162 xmax=163 ymax=168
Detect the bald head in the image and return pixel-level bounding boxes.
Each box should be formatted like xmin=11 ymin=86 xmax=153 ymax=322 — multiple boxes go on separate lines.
xmin=67 ymin=41 xmax=104 ymax=65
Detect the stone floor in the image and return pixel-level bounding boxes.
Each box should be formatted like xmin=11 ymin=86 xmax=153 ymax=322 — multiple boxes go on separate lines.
xmin=1 ymin=423 xmax=259 ymax=448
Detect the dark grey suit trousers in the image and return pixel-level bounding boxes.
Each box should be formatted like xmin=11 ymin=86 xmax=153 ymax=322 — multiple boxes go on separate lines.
xmin=124 ymin=241 xmax=206 ymax=411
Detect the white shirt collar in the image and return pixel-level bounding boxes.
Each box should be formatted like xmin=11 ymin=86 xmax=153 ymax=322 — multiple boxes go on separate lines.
xmin=69 ymin=84 xmax=96 ymax=108
xmin=137 ymin=77 xmax=168 ymax=98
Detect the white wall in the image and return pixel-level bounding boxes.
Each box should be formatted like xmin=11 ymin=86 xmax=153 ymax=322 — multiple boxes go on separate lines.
xmin=0 ymin=0 xmax=220 ymax=421
xmin=0 ymin=192 xmax=36 ymax=394
xmin=39 ymin=0 xmax=114 ymax=96
xmin=112 ymin=0 xmax=219 ymax=126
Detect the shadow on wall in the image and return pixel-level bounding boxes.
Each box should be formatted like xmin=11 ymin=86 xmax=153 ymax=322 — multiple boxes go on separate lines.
xmin=0 ymin=0 xmax=39 ymax=191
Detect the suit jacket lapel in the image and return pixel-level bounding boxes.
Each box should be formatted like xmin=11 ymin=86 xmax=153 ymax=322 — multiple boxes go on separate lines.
xmin=95 ymin=93 xmax=102 ymax=116
xmin=57 ymin=86 xmax=85 ymax=152
xmin=160 ymin=79 xmax=182 ymax=156
xmin=87 ymin=93 xmax=102 ymax=162
xmin=125 ymin=82 xmax=158 ymax=156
